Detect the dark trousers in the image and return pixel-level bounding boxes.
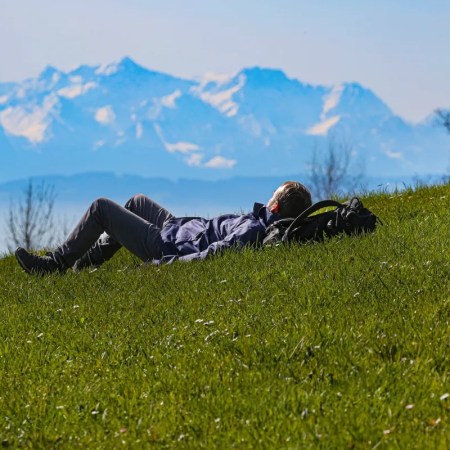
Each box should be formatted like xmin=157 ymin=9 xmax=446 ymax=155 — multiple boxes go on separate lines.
xmin=54 ymin=194 xmax=174 ymax=268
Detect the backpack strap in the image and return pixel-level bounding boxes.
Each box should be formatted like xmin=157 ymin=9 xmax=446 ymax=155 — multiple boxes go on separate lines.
xmin=282 ymin=200 xmax=343 ymax=242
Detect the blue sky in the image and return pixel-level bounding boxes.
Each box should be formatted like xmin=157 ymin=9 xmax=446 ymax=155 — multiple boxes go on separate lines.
xmin=1 ymin=0 xmax=449 ymax=122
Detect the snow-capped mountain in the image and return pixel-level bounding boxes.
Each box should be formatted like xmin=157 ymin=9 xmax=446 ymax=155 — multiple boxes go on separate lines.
xmin=0 ymin=56 xmax=448 ymax=181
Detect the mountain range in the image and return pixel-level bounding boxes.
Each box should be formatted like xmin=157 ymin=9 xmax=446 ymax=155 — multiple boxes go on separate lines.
xmin=0 ymin=56 xmax=449 ymax=182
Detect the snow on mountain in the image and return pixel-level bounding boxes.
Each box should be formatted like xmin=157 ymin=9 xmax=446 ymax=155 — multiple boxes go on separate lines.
xmin=0 ymin=93 xmax=60 ymax=143
xmin=0 ymin=56 xmax=448 ymax=181
xmin=58 ymin=82 xmax=97 ymax=99
xmin=191 ymin=71 xmax=245 ymax=117
xmin=307 ymin=116 xmax=341 ymax=136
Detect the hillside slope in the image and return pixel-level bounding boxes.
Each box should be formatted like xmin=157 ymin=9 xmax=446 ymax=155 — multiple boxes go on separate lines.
xmin=0 ymin=182 xmax=449 ymax=448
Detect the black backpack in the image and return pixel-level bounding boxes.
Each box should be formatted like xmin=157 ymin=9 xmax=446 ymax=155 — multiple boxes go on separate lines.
xmin=263 ymin=197 xmax=381 ymax=246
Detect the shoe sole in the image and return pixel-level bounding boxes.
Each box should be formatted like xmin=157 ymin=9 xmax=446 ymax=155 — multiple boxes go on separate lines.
xmin=15 ymin=249 xmax=32 ymax=274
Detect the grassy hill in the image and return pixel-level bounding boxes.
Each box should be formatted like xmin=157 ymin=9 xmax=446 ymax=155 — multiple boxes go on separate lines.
xmin=0 ymin=182 xmax=449 ymax=448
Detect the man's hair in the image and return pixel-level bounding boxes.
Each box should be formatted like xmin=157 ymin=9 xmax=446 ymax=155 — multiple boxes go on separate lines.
xmin=275 ymin=181 xmax=312 ymax=218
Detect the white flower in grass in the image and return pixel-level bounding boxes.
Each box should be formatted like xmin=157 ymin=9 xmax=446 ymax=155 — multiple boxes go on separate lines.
xmin=440 ymin=393 xmax=449 ymax=401
xmin=405 ymin=404 xmax=414 ymax=410
xmin=205 ymin=330 xmax=219 ymax=342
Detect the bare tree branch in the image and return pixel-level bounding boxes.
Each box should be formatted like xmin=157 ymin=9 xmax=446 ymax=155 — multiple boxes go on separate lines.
xmin=6 ymin=178 xmax=57 ymax=251
xmin=309 ymin=135 xmax=364 ymax=200
xmin=435 ymin=109 xmax=450 ymax=133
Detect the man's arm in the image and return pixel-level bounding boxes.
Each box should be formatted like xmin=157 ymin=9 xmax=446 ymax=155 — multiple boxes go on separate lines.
xmin=153 ymin=221 xmax=264 ymax=265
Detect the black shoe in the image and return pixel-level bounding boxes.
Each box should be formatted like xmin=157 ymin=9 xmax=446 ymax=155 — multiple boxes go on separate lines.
xmin=15 ymin=247 xmax=64 ymax=275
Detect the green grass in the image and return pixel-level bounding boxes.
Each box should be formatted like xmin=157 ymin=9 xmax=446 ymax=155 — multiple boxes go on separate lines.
xmin=0 ymin=183 xmax=449 ymax=449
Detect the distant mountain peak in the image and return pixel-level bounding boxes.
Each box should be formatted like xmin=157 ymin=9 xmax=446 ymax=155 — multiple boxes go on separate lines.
xmin=340 ymin=81 xmax=374 ymax=96
xmin=38 ymin=65 xmax=60 ymax=80
xmin=119 ymin=56 xmax=139 ymax=67
xmin=240 ymin=66 xmax=291 ymax=84
xmin=68 ymin=64 xmax=95 ymax=79
xmin=95 ymin=56 xmax=148 ymax=77
xmin=336 ymin=82 xmax=393 ymax=116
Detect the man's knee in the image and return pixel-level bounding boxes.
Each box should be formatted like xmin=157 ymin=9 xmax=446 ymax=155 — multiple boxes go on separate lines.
xmin=91 ymin=197 xmax=112 ymax=213
xmin=125 ymin=193 xmax=147 ymax=211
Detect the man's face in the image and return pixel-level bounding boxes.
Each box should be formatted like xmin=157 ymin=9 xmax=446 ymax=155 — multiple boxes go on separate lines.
xmin=267 ymin=184 xmax=286 ymax=210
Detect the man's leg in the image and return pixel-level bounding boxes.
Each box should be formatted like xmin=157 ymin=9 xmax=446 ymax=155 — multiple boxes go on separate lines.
xmin=51 ymin=197 xmax=168 ymax=269
xmin=73 ymin=194 xmax=174 ymax=269
xmin=16 ymin=197 xmax=167 ymax=275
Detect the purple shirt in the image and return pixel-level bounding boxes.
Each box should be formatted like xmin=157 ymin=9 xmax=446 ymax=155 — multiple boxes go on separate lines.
xmin=154 ymin=203 xmax=279 ymax=264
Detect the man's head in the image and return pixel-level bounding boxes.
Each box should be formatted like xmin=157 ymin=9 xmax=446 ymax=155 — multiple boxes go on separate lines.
xmin=267 ymin=181 xmax=312 ymax=218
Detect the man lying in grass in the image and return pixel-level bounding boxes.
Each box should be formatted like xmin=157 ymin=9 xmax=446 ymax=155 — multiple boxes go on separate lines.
xmin=15 ymin=181 xmax=312 ymax=275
